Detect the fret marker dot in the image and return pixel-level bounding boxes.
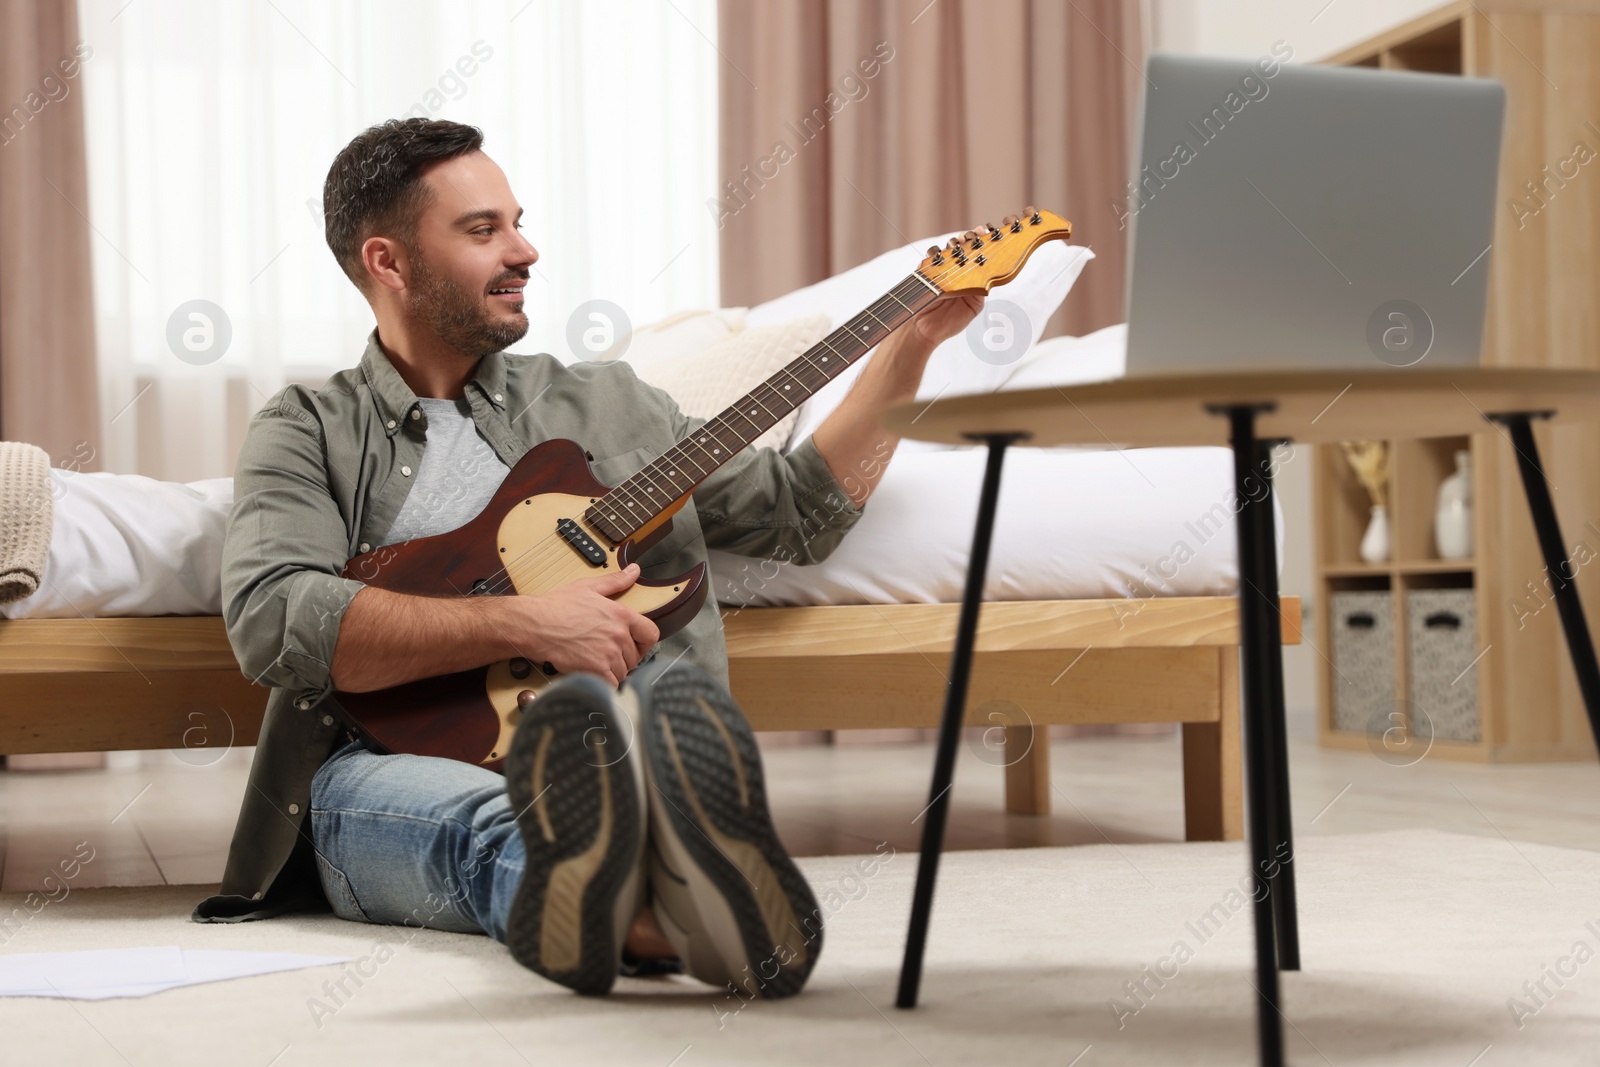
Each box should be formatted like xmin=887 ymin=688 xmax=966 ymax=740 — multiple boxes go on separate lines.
xmin=822 ymin=357 xmax=829 ymax=363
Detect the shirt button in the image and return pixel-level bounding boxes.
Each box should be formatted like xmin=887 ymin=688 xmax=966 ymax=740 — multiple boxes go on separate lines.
xmin=322 ymin=715 xmax=334 ymax=727
xmin=288 ymin=803 xmax=300 ymax=815
xmin=410 ymin=409 xmax=421 ymax=421
xmin=493 ymin=393 xmax=503 ymax=403
xmin=401 ymin=465 xmax=412 ymax=477
xmin=297 ymin=699 xmax=310 ymax=710
xmin=359 ymin=542 xmax=371 ymax=553
xmin=386 ymin=419 xmax=396 ymax=429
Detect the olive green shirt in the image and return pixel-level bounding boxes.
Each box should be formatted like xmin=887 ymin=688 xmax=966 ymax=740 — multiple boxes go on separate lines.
xmin=194 ymin=331 xmax=863 ymax=922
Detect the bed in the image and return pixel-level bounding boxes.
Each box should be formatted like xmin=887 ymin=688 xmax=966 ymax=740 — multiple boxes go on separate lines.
xmin=0 ymin=598 xmax=1299 ymax=842
xmin=0 ymin=438 xmax=1300 ymax=843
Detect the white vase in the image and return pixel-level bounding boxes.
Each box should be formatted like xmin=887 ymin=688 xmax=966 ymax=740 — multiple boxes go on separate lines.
xmin=1360 ymin=504 xmax=1390 ymax=564
xmin=1435 ymin=449 xmax=1473 ymax=560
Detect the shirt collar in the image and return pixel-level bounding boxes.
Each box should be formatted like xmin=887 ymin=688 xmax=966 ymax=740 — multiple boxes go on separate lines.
xmin=469 ymin=348 xmax=509 ymax=413
xmin=358 ymin=329 xmax=509 ymax=438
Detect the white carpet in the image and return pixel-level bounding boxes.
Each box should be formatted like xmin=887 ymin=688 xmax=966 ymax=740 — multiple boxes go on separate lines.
xmin=2 ymin=829 xmax=1597 ymax=1065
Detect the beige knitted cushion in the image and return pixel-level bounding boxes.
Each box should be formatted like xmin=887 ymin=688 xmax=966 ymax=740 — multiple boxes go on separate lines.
xmin=633 ymin=314 xmax=831 ymax=453
xmin=0 ymin=441 xmax=53 ymax=604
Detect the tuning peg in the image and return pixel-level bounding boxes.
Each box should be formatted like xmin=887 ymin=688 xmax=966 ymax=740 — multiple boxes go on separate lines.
xmin=1026 ymin=205 xmax=1042 ymax=225
xmin=985 ymin=221 xmax=1002 ymax=241
xmin=928 ymin=245 xmax=945 ymax=265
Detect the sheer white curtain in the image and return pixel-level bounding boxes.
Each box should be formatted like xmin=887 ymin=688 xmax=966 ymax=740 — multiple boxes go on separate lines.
xmin=76 ymin=0 xmax=720 ymax=482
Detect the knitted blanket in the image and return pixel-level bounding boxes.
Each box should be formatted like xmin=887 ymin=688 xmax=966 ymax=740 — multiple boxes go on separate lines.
xmin=0 ymin=442 xmax=53 ymax=604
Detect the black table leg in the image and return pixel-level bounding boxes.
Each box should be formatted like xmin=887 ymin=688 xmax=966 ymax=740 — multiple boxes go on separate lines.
xmin=1252 ymin=438 xmax=1301 ymax=973
xmin=897 ymin=431 xmax=1028 ymax=1010
xmin=1211 ymin=404 xmax=1285 ymax=1067
xmin=1488 ymin=412 xmax=1600 ymax=746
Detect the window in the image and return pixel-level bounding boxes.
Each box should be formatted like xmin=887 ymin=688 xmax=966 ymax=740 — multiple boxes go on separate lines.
xmin=78 ymin=0 xmax=719 ymax=480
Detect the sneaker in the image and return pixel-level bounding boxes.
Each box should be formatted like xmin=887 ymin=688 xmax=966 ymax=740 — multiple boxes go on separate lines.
xmin=624 ymin=659 xmax=821 ymax=999
xmin=503 ymin=673 xmax=647 ymax=996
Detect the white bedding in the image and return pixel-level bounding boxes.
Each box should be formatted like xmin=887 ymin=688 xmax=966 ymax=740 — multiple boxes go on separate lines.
xmin=2 ymin=472 xmax=232 ymax=619
xmin=2 ymin=324 xmax=1278 ymax=620
xmin=709 ymin=445 xmax=1276 ymax=609
xmin=1 ymin=445 xmax=1274 ymax=620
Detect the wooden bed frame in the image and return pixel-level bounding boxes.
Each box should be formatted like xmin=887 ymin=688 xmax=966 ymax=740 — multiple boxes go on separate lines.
xmin=0 ymin=595 xmax=1299 ymax=842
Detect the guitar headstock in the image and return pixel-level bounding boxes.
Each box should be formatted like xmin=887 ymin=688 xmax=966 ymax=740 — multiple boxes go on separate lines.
xmin=917 ymin=208 xmax=1073 ymax=294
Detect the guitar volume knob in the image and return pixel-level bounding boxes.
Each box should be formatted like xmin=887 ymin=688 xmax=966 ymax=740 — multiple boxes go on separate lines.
xmin=509 ymin=658 xmax=532 ymax=680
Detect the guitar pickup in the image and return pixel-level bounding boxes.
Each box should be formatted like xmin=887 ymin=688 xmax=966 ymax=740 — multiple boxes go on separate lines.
xmin=557 ymin=517 xmax=608 ymax=566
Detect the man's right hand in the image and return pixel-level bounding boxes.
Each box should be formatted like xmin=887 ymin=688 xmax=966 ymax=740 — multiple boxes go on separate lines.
xmin=331 ymin=562 xmax=661 ymax=694
xmin=510 ymin=562 xmax=661 ymax=686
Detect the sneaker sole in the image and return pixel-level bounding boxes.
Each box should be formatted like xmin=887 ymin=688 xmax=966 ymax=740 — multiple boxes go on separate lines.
xmin=634 ymin=661 xmax=821 ymax=999
xmin=503 ymin=675 xmax=644 ymax=996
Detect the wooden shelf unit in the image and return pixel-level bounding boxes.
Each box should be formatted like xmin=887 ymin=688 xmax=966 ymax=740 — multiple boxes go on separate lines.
xmin=1315 ymin=1 xmax=1600 ymax=763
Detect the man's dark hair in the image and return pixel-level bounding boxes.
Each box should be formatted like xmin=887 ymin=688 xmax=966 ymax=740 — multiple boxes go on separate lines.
xmin=322 ymin=117 xmax=484 ymax=292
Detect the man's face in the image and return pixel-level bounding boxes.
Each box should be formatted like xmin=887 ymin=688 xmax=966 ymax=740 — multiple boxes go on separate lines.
xmin=404 ymin=151 xmax=539 ymax=359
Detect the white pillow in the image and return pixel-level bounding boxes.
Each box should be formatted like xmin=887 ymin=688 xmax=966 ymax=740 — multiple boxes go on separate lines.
xmin=747 ymin=235 xmax=1095 ymax=452
xmin=622 ymin=308 xmax=748 ymax=372
xmin=633 ymin=315 xmax=831 ymax=452
xmin=1000 ymin=323 xmax=1127 ymax=390
xmin=0 ymin=471 xmax=232 ymax=619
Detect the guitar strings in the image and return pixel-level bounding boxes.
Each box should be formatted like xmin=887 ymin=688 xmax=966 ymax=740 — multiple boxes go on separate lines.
xmin=584 ymin=260 xmax=971 ymax=538
xmin=473 ymin=246 xmax=1006 ymax=601
xmin=469 ymin=272 xmax=944 ymax=600
xmin=466 ymin=234 xmax=1035 ymax=601
xmin=475 ymin=275 xmax=939 ymax=600
xmin=476 ymin=245 xmax=1009 ymax=599
xmin=578 ymin=274 xmax=936 ymax=541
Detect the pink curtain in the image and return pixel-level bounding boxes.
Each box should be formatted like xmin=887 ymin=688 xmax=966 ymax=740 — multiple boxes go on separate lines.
xmin=716 ymin=0 xmax=1144 ymax=338
xmin=0 ymin=0 xmax=101 ymax=467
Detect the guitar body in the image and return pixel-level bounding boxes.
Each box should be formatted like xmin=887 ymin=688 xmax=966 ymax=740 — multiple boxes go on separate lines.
xmin=334 ymin=437 xmax=708 ymax=772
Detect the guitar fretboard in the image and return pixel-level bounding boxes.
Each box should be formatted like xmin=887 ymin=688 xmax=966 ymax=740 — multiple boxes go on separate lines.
xmin=585 ymin=271 xmax=942 ymax=543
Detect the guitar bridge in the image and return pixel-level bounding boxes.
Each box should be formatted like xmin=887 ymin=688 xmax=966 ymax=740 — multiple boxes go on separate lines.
xmin=557 ymin=517 xmax=607 ymax=566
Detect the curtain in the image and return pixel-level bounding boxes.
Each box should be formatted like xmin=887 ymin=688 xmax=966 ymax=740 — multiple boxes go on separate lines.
xmin=0 ymin=0 xmax=101 ymax=468
xmin=75 ymin=0 xmax=720 ymax=482
xmin=716 ymin=0 xmax=1145 ymax=338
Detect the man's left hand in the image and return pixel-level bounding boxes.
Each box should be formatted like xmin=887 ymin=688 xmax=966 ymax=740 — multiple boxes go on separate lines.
xmin=909 ymin=290 xmax=986 ymax=349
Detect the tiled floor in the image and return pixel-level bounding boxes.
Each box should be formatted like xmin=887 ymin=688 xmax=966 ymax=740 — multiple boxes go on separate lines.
xmin=3 ymin=733 xmax=1600 ymax=894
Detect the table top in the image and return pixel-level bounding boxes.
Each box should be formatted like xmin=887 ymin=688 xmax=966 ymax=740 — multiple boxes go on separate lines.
xmin=881 ymin=367 xmax=1600 ymax=449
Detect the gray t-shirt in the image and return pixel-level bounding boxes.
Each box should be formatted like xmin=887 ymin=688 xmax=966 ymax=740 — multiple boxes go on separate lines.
xmin=379 ymin=396 xmax=510 ymax=546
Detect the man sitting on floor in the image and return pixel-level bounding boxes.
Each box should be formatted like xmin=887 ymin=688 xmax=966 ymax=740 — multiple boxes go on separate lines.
xmin=192 ymin=117 xmax=980 ymax=997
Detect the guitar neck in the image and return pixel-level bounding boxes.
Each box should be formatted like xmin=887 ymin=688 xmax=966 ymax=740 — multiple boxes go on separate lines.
xmin=586 ymin=271 xmax=943 ymax=543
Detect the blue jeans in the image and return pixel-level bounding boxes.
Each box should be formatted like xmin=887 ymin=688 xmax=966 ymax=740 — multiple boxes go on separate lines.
xmin=309 ymin=739 xmax=524 ymax=942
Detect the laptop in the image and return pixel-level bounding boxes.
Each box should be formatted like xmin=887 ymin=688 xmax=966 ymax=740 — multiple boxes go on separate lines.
xmin=1123 ymin=53 xmax=1505 ymax=375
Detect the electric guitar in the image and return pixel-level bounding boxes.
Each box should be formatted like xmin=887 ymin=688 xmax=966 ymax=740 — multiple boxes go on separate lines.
xmin=332 ymin=208 xmax=1074 ymax=770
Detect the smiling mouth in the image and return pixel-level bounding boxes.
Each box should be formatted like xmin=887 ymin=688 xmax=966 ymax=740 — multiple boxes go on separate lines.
xmin=488 ymin=286 xmax=526 ymax=304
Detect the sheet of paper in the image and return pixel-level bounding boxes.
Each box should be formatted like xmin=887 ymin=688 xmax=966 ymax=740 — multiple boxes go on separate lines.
xmin=0 ymin=946 xmax=349 ymax=1000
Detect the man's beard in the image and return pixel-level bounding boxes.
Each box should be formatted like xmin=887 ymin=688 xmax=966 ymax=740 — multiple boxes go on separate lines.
xmin=408 ymin=252 xmax=529 ymax=359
